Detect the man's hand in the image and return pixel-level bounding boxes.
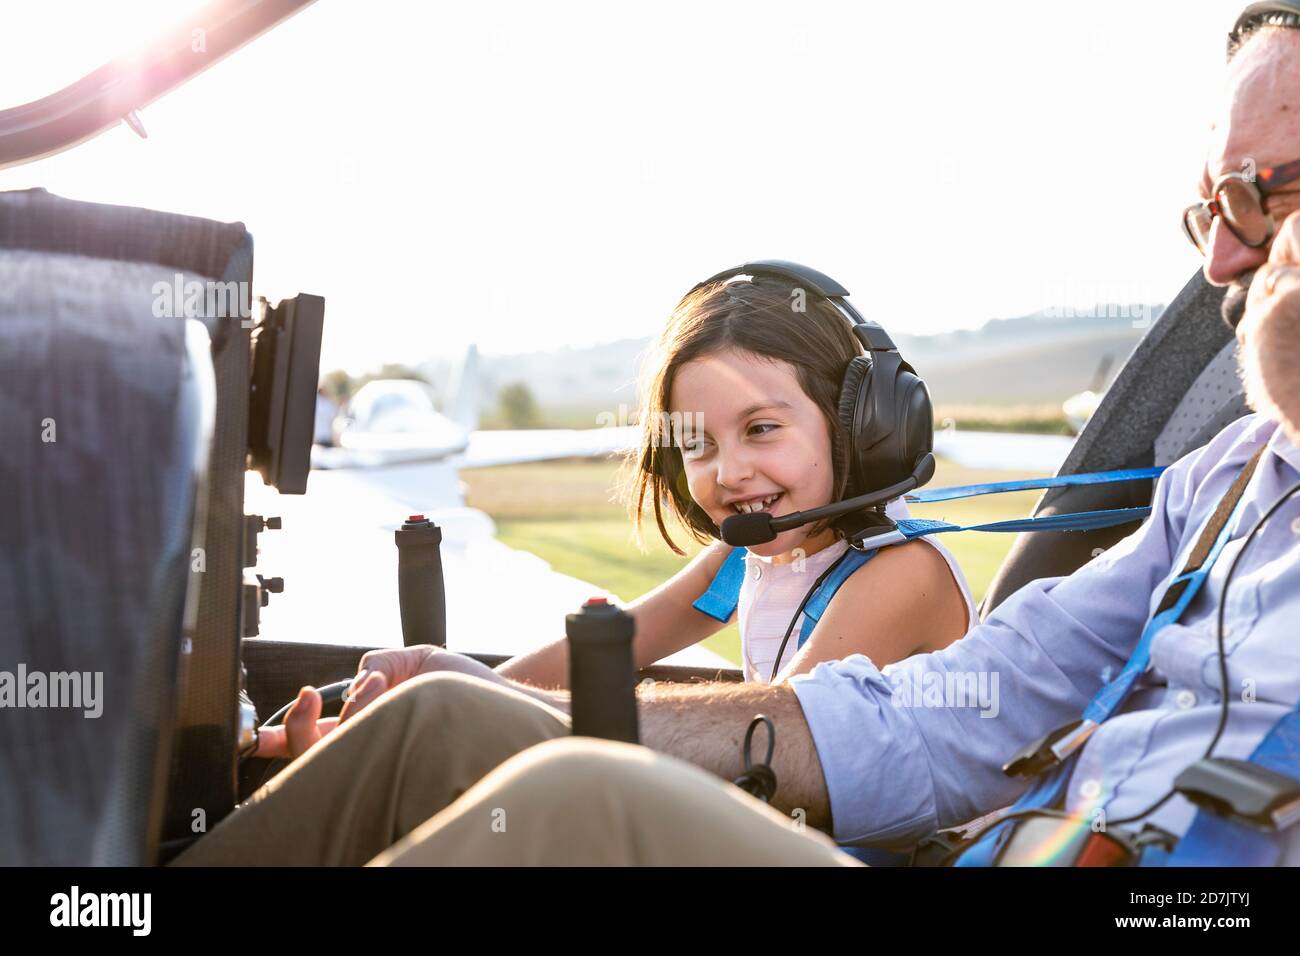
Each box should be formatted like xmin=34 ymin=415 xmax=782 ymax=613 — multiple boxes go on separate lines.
xmin=253 ymin=646 xmax=528 ymax=760
xmin=1246 ymin=209 xmax=1300 ymax=322
xmin=1242 ymin=210 xmax=1300 ymax=444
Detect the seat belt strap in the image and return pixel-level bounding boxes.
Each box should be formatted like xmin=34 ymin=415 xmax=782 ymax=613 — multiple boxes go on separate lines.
xmin=691 ymin=547 xmax=746 ymax=623
xmin=1084 ymin=445 xmax=1266 ymax=725
xmin=1165 ymin=705 xmax=1300 ymax=866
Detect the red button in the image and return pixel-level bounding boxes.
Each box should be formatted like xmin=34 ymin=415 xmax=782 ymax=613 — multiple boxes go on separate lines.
xmin=408 ymin=514 xmax=425 ymax=522
xmin=585 ymin=596 xmax=609 ymax=605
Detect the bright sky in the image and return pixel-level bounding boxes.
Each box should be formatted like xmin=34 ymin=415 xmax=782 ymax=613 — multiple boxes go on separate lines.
xmin=1 ymin=0 xmax=1248 ymax=374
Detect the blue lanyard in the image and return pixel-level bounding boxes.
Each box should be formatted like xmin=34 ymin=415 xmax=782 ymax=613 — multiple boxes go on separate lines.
xmin=905 ymin=467 xmax=1164 ymax=504
xmin=693 ymin=467 xmax=1165 ymax=624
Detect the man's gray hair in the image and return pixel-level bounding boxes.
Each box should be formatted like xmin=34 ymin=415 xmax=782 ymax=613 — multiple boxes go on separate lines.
xmin=1229 ymin=2 xmax=1300 ymax=59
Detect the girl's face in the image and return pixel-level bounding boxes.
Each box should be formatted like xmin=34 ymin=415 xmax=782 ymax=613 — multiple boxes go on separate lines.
xmin=668 ymin=348 xmax=836 ymax=561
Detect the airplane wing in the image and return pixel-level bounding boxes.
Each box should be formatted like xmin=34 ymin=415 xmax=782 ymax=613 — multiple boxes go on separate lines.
xmin=932 ymin=428 xmax=1074 ymax=474
xmin=312 ymin=424 xmax=638 ymax=470
xmin=456 ymin=425 xmax=639 ymax=469
xmin=316 ymin=349 xmax=639 ymax=470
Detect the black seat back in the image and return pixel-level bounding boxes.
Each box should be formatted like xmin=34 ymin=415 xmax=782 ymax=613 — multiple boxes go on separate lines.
xmin=981 ymin=272 xmax=1248 ymax=616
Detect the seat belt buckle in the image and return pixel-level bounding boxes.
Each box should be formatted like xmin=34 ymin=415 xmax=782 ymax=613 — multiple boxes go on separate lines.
xmin=1173 ymin=758 xmax=1300 ymax=832
xmin=1002 ymin=719 xmax=1098 ymax=778
xmin=834 ymin=507 xmax=898 ymax=549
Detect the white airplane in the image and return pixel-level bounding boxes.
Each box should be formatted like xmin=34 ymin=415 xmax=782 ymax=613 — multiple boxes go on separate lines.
xmin=248 ymin=347 xmax=723 ymax=667
xmin=1061 ymin=356 xmax=1117 ymax=436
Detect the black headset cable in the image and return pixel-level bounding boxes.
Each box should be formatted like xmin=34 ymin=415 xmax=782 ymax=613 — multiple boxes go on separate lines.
xmin=768 ymin=546 xmax=855 ymax=684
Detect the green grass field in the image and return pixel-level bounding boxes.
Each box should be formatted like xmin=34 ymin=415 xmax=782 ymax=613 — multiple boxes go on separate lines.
xmin=461 ymin=457 xmax=1049 ymax=665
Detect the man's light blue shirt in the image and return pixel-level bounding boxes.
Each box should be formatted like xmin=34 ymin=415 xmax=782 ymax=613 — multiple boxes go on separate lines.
xmin=790 ymin=413 xmax=1300 ymax=861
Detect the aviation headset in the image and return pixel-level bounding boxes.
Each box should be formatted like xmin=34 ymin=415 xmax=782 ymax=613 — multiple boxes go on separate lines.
xmin=684 ymin=260 xmax=935 ymax=542
xmin=1229 ymin=1 xmax=1300 ymax=57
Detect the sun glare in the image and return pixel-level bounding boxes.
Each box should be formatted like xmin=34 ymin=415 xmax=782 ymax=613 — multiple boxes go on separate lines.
xmin=6 ymin=0 xmax=211 ymax=106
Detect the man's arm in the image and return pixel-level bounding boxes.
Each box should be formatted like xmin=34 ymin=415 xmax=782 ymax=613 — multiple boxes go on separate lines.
xmin=523 ymin=679 xmax=832 ymax=829
xmin=636 ymin=680 xmax=831 ymax=829
xmin=784 ymin=415 xmax=1269 ymax=847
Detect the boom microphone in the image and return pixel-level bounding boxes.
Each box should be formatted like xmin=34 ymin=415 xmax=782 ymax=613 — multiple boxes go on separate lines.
xmin=719 ymin=453 xmax=936 ymax=547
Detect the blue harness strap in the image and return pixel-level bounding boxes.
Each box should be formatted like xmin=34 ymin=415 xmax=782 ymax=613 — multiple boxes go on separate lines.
xmin=690 ymin=544 xmax=880 ymax=644
xmin=1083 ymin=497 xmax=1246 ymax=726
xmin=1164 ymin=706 xmax=1300 ymax=867
xmin=797 ymin=547 xmax=877 ymax=646
xmin=691 ymin=547 xmax=747 ymax=623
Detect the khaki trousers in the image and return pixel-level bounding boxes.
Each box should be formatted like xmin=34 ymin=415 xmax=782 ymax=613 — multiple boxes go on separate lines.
xmin=173 ymin=673 xmax=857 ymax=866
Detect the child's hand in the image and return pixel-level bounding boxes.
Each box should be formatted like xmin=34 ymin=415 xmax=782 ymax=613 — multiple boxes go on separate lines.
xmin=254 ymin=648 xmax=530 ymax=760
xmin=352 ymin=645 xmax=506 ymax=695
xmin=253 ymin=671 xmax=389 ymax=760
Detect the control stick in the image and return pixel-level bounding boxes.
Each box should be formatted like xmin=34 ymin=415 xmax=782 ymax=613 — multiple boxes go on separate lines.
xmin=566 ymin=597 xmax=639 ymax=744
xmin=395 ymin=514 xmax=447 ymax=648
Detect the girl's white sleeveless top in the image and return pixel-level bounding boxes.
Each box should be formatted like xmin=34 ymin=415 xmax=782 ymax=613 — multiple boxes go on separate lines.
xmin=737 ymin=498 xmax=978 ymax=683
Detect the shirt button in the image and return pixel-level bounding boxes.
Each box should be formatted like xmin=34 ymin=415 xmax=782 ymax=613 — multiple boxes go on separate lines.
xmin=750 ymin=563 xmax=762 ymax=581
xmin=1079 ymin=779 xmax=1101 ymax=800
xmin=1175 ymin=689 xmax=1197 ymax=710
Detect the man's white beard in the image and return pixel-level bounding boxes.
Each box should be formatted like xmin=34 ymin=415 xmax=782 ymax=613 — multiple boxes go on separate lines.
xmin=1238 ymin=302 xmax=1300 ymax=447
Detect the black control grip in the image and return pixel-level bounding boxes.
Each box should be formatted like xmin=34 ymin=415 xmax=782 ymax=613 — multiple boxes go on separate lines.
xmin=566 ymin=598 xmax=639 ymax=744
xmin=395 ymin=515 xmax=446 ymax=648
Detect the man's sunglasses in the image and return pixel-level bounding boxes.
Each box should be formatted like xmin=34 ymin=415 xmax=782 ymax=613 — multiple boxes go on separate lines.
xmin=1183 ymin=157 xmax=1300 ymax=254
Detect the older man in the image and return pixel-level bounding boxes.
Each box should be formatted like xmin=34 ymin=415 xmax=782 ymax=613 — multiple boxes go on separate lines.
xmin=177 ymin=3 xmax=1300 ymax=866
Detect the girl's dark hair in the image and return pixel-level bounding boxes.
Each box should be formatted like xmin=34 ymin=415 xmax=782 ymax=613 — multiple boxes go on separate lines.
xmin=619 ymin=274 xmax=862 ymax=556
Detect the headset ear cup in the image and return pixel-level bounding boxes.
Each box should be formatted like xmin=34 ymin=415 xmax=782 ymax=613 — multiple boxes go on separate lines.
xmin=837 ymin=356 xmax=872 ymax=496
xmin=897 ymin=371 xmax=935 ymax=467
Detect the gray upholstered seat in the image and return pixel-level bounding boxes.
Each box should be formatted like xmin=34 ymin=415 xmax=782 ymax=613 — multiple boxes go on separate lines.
xmin=0 ymin=189 xmax=252 ymax=864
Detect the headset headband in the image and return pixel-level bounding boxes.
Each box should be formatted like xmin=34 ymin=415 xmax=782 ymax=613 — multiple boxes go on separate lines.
xmin=1230 ymin=1 xmax=1300 ymax=57
xmin=690 ymin=259 xmax=898 ymax=353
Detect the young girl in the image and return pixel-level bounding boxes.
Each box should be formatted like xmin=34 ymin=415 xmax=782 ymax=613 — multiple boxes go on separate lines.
xmin=496 ymin=270 xmax=975 ymax=687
